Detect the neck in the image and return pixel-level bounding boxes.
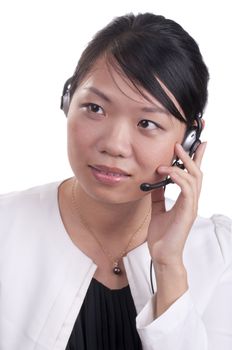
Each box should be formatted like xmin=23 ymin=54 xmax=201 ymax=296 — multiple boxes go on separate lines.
xmin=72 ymin=179 xmax=151 ymax=240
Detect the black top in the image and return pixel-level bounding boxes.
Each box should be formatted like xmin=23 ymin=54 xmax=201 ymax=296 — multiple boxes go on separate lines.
xmin=66 ymin=278 xmax=142 ymax=350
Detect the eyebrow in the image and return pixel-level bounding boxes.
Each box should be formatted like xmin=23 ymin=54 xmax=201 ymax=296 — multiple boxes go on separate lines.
xmin=84 ymin=87 xmax=111 ymax=102
xmin=141 ymin=106 xmax=170 ymax=115
xmin=84 ymin=86 xmax=170 ymax=116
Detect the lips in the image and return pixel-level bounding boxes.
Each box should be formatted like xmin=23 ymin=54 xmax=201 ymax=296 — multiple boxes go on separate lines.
xmin=89 ymin=165 xmax=131 ymax=185
xmin=90 ymin=165 xmax=131 ymax=176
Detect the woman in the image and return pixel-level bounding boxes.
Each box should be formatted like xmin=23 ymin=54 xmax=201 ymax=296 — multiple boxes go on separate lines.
xmin=0 ymin=12 xmax=231 ymax=350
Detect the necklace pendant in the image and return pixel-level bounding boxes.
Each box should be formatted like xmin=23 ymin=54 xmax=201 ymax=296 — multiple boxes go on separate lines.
xmin=113 ymin=261 xmax=121 ymax=275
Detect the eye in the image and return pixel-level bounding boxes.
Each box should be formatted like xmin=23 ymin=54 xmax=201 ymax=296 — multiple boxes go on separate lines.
xmin=82 ymin=103 xmax=104 ymax=115
xmin=138 ymin=119 xmax=160 ymax=130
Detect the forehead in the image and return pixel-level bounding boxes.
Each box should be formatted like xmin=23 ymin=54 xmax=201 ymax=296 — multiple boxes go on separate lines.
xmin=75 ymin=57 xmax=159 ymax=105
xmin=75 ymin=57 xmax=184 ymax=118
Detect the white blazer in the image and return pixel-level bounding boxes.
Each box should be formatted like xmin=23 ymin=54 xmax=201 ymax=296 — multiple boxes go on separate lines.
xmin=0 ymin=181 xmax=231 ymax=350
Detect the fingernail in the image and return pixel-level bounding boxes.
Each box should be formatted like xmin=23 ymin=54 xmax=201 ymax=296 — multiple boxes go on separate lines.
xmin=202 ymin=141 xmax=207 ymax=150
xmin=158 ymin=166 xmax=169 ymax=172
xmin=176 ymin=143 xmax=182 ymax=149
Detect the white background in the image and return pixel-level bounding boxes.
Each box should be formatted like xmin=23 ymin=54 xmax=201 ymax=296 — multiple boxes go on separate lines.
xmin=0 ymin=0 xmax=231 ymax=217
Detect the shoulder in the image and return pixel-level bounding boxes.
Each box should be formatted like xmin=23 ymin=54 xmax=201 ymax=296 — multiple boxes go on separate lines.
xmin=187 ymin=213 xmax=232 ymax=267
xmin=166 ymin=197 xmax=232 ymax=266
xmin=206 ymin=214 xmax=232 ymax=263
xmin=0 ymin=180 xmax=61 ymax=202
xmin=0 ymin=180 xmax=61 ymax=213
xmin=0 ymin=180 xmax=63 ymax=242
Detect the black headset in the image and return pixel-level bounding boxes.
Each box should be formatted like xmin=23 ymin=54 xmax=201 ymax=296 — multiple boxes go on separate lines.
xmin=60 ymin=77 xmax=72 ymax=117
xmin=140 ymin=115 xmax=202 ymax=191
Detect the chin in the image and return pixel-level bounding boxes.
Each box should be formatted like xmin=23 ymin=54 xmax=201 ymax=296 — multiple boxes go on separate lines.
xmin=81 ymin=181 xmax=147 ymax=204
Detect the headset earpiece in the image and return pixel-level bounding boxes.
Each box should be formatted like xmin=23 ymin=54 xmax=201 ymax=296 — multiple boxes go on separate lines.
xmin=181 ymin=115 xmax=202 ymax=157
xmin=61 ymin=92 xmax=70 ymax=116
xmin=182 ymin=127 xmax=201 ymax=157
xmin=60 ymin=77 xmax=72 ymax=116
xmin=171 ymin=115 xmax=202 ymax=169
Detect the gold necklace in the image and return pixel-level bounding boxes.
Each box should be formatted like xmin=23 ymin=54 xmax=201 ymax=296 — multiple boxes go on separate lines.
xmin=71 ymin=178 xmax=151 ymax=275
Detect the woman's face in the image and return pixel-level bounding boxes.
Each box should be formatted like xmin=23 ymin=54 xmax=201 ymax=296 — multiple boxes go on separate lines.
xmin=67 ymin=57 xmax=187 ymax=204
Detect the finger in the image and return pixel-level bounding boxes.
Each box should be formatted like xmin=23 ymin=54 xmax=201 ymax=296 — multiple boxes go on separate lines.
xmin=158 ymin=163 xmax=203 ymax=196
xmin=174 ymin=143 xmax=204 ymax=178
xmin=169 ymin=171 xmax=195 ymax=197
xmin=157 ymin=163 xmax=201 ymax=203
xmin=170 ymin=171 xmax=199 ymax=217
xmin=169 ymin=171 xmax=198 ymax=215
xmin=158 ymin=165 xmax=196 ymax=192
xmin=193 ymin=141 xmax=207 ymax=167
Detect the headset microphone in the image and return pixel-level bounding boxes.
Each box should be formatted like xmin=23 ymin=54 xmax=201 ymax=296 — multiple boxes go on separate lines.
xmin=140 ymin=162 xmax=185 ymax=191
xmin=140 ymin=177 xmax=173 ymax=191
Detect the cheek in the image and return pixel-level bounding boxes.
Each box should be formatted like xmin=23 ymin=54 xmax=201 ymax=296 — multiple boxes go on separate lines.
xmin=139 ymin=123 xmax=186 ymax=172
xmin=136 ymin=139 xmax=176 ymax=172
xmin=67 ymin=117 xmax=91 ymax=160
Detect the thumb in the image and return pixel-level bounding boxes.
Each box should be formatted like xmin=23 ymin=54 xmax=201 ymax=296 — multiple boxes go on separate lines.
xmin=151 ymin=186 xmax=166 ymax=213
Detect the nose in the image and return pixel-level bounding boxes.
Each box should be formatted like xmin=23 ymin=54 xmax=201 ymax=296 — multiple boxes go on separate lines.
xmin=97 ymin=120 xmax=132 ymax=158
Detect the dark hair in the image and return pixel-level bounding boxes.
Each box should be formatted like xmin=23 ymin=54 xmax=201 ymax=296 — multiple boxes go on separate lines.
xmin=69 ymin=13 xmax=209 ymax=126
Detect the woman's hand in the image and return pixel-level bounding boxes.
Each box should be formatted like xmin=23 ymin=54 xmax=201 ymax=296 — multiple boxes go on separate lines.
xmin=147 ymin=141 xmax=207 ymax=266
xmin=147 ymin=141 xmax=207 ymax=317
